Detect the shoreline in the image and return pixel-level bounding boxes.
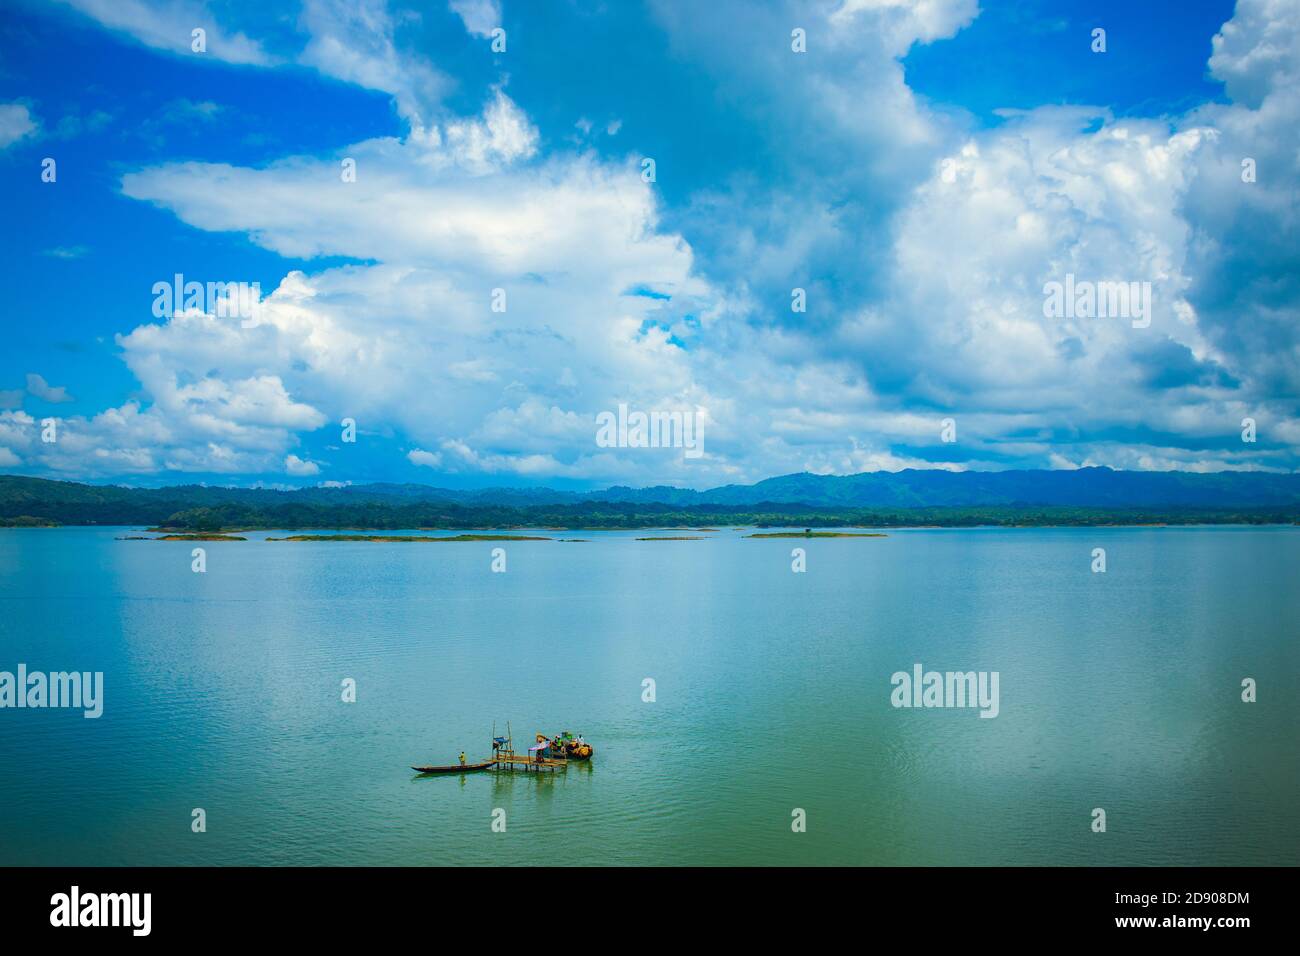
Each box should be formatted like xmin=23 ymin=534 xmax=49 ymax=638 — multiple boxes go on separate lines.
xmin=7 ymin=520 xmax=1297 ymax=535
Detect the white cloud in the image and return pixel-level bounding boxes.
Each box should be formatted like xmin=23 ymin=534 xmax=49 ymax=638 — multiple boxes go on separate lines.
xmin=0 ymin=103 xmax=37 ymax=149
xmin=55 ymin=0 xmax=445 ymax=131
xmin=121 ymin=94 xmax=549 ymax=261
xmin=41 ymin=246 xmax=90 ymax=259
xmin=407 ymin=448 xmax=442 ymax=468
xmin=54 ymin=0 xmax=274 ymax=65
xmin=24 ymin=0 xmax=1299 ymax=483
xmin=442 ymin=89 xmax=538 ymax=173
xmin=26 ymin=374 xmax=73 ymax=403
xmin=831 ymin=0 xmax=979 ymax=54
xmin=1177 ymin=0 xmax=1300 ymax=401
xmin=449 ymin=0 xmax=500 ymax=39
xmin=83 ymin=75 xmax=740 ymax=483
xmin=1207 ymin=0 xmax=1300 ymax=106
xmin=298 ymin=0 xmax=448 ymax=130
xmin=0 ymin=311 xmax=332 ymax=477
xmin=162 ymin=98 xmax=224 ymax=122
xmin=284 ymin=454 xmax=320 ymax=476
xmin=650 ymin=0 xmax=1296 ymax=476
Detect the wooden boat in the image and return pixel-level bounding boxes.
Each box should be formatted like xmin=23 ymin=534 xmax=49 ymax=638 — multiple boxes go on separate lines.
xmin=538 ymin=731 xmax=594 ymax=761
xmin=411 ymin=761 xmax=496 ymax=774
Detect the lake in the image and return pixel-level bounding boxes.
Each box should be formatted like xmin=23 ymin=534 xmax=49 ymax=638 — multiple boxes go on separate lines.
xmin=0 ymin=525 xmax=1296 ymax=865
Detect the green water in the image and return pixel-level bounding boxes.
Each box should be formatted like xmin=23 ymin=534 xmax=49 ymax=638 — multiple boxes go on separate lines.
xmin=0 ymin=525 xmax=1296 ymax=865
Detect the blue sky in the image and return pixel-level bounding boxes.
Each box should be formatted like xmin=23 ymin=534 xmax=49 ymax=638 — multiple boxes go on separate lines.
xmin=0 ymin=0 xmax=1296 ymax=489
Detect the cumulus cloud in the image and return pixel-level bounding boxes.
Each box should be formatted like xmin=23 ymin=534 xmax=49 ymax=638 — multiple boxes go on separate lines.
xmin=110 ymin=120 xmax=722 ymax=482
xmin=1206 ymin=0 xmax=1300 ymax=106
xmin=284 ymin=454 xmax=320 ymax=476
xmin=650 ymin=0 xmax=1300 ymax=475
xmin=1179 ymin=0 xmax=1300 ymax=404
xmin=1 ymin=310 xmax=331 ymax=477
xmin=20 ymin=0 xmax=1300 ymax=483
xmin=407 ymin=448 xmax=442 ymax=468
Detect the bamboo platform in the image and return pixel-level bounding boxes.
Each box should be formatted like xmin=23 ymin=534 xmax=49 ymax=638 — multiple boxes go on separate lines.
xmin=490 ymin=753 xmax=567 ymax=773
xmin=479 ymin=723 xmax=571 ymax=773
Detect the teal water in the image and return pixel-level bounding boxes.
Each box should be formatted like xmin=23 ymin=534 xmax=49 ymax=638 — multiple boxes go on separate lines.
xmin=0 ymin=526 xmax=1296 ymax=866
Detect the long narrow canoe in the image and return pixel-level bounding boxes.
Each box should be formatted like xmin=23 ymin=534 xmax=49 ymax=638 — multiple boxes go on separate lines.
xmin=411 ymin=761 xmax=496 ymax=774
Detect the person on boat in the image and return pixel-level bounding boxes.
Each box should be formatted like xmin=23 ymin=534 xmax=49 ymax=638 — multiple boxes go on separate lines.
xmin=459 ymin=751 xmax=466 ymax=766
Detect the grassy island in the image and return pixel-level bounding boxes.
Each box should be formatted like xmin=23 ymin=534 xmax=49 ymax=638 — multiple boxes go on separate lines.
xmin=746 ymin=531 xmax=887 ymax=538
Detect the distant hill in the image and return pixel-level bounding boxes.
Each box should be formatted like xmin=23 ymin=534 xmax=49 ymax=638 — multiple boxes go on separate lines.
xmin=1 ymin=469 xmax=1297 ymax=529
xmin=612 ymin=468 xmax=1300 ymax=508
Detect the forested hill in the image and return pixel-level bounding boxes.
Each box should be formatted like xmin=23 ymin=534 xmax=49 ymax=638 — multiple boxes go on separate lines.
xmin=1 ymin=469 xmax=1298 ymax=530
xmin=594 ymin=468 xmax=1300 ymax=508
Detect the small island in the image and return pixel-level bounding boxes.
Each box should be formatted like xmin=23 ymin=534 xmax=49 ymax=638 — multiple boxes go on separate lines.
xmin=153 ymin=533 xmax=248 ymax=541
xmin=746 ymin=530 xmax=886 ymax=538
xmin=636 ymin=536 xmax=704 ymax=541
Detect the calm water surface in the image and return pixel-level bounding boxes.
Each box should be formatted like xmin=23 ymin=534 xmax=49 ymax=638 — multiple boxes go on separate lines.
xmin=0 ymin=526 xmax=1296 ymax=865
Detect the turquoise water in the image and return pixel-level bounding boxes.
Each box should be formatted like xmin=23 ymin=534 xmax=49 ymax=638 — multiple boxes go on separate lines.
xmin=0 ymin=525 xmax=1296 ymax=866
